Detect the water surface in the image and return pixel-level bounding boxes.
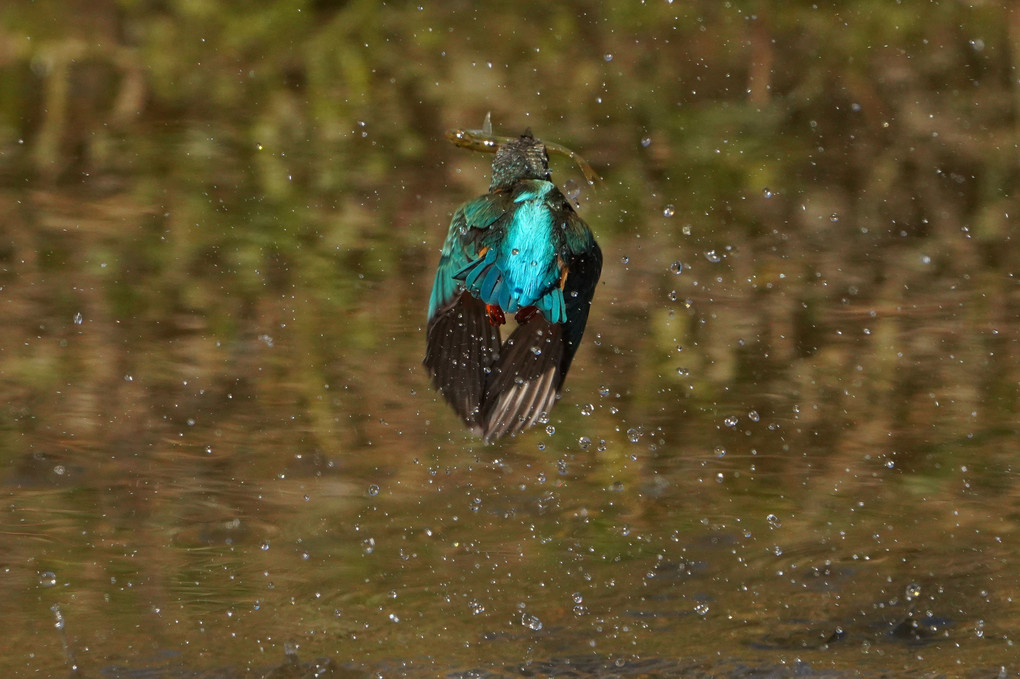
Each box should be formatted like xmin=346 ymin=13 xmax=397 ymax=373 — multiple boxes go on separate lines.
xmin=1 ymin=2 xmax=1018 ymax=677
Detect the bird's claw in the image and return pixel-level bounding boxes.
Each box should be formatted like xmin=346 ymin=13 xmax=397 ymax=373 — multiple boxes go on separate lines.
xmin=486 ymin=304 xmax=506 ymax=326
xmin=514 ymin=305 xmax=539 ymax=324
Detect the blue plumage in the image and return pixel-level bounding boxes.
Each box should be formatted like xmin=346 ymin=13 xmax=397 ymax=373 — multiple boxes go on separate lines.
xmin=424 ymin=131 xmax=602 ymax=441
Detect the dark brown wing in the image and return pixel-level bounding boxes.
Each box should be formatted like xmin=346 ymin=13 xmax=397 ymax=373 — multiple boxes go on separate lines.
xmin=480 ymin=315 xmax=564 ymax=441
xmin=558 ymin=239 xmax=602 ymax=379
xmin=424 ymin=292 xmax=501 ymax=432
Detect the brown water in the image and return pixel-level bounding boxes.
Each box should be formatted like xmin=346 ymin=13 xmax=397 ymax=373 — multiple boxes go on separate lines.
xmin=2 ymin=2 xmax=1019 ymax=677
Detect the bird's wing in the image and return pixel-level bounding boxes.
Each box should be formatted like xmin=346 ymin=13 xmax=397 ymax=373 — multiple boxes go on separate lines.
xmin=480 ymin=315 xmax=564 ymax=441
xmin=427 ymin=194 xmax=511 ymax=321
xmin=558 ymin=220 xmax=602 ymax=380
xmin=425 ymin=194 xmax=512 ymax=429
xmin=424 ymin=291 xmax=500 ymax=430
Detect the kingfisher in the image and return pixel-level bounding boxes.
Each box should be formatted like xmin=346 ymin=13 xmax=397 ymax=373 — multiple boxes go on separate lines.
xmin=425 ymin=117 xmax=602 ymax=441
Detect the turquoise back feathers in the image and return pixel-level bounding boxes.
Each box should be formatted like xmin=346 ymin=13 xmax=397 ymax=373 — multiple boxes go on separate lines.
xmin=454 ymin=182 xmax=567 ymax=325
xmin=424 ymin=129 xmax=602 ymax=441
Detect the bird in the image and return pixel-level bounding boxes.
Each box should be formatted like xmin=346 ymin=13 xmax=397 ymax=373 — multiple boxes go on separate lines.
xmin=424 ymin=120 xmax=602 ymax=441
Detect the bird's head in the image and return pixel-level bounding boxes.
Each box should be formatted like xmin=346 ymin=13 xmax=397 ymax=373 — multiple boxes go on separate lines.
xmin=489 ymin=131 xmax=551 ymax=191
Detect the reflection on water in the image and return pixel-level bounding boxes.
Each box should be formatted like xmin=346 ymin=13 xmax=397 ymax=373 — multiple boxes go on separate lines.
xmin=2 ymin=2 xmax=1019 ymax=677
xmin=4 ymin=183 xmax=1016 ymax=676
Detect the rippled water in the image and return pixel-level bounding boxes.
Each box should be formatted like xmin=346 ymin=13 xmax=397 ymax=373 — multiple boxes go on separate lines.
xmin=3 ymin=180 xmax=1016 ymax=677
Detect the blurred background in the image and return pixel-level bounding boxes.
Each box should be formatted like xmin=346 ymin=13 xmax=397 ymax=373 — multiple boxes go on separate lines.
xmin=1 ymin=1 xmax=1018 ymax=676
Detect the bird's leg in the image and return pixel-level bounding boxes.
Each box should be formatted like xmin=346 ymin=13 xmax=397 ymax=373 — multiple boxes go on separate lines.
xmin=514 ymin=305 xmax=539 ymax=324
xmin=486 ymin=304 xmax=506 ymax=326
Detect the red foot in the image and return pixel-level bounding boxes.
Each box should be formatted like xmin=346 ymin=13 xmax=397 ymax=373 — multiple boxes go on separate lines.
xmin=514 ymin=305 xmax=539 ymax=324
xmin=486 ymin=304 xmax=506 ymax=326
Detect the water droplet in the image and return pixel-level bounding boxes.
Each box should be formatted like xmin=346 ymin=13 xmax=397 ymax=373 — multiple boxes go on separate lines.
xmin=714 ymin=446 xmax=726 ymax=458
xmin=675 ymin=367 xmax=690 ymax=377
xmin=704 ymin=250 xmax=721 ymax=263
xmin=766 ymin=514 xmax=781 ymax=529
xmin=829 ymin=213 xmax=840 ymax=223
xmin=39 ymin=571 xmax=57 ymax=588
xmin=620 ymin=255 xmax=630 ymax=264
xmin=73 ymin=312 xmax=83 ymax=326
xmin=363 ymin=537 xmax=375 ymax=554
xmin=599 ymin=385 xmax=610 ymax=397
xmin=626 ymin=427 xmax=642 ymax=443
xmin=640 ymin=136 xmax=652 ymax=148
xmin=723 ymin=416 xmax=738 ymax=428
xmin=368 ymin=484 xmax=380 ymax=496
xmin=762 ymin=187 xmax=773 ymax=198
xmin=905 ymin=583 xmax=921 ymax=601
xmin=580 ymin=403 xmax=594 ymax=416
xmin=748 ymin=410 xmax=760 ymax=422
xmin=663 ymin=204 xmax=676 ymax=218
xmin=521 ymin=612 xmax=543 ymax=630
xmin=603 ymin=53 xmax=613 ymax=62
xmin=694 ymin=603 xmax=710 ymax=616
xmin=511 ymin=248 xmax=520 ymax=255
xmin=545 ymin=425 xmax=555 ymax=435
xmin=578 ymin=436 xmax=592 ymax=450
xmin=669 ymin=261 xmax=683 ymax=275
xmin=920 ymin=254 xmax=931 ymax=265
